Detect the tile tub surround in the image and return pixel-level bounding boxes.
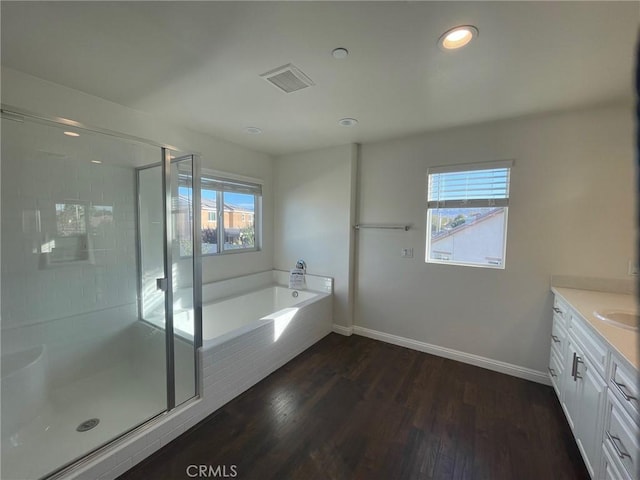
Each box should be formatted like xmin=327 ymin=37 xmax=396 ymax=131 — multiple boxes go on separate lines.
xmin=200 ymin=270 xmax=334 ymax=416
xmin=551 ymin=287 xmax=638 ymax=369
xmin=199 ymin=288 xmax=333 ymax=411
xmin=56 ymin=271 xmax=333 ymax=480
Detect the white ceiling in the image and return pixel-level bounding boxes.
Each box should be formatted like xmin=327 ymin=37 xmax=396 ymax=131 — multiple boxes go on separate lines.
xmin=2 ymin=1 xmax=637 ymax=156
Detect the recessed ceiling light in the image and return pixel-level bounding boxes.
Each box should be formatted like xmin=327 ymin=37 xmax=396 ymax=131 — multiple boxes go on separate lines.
xmin=91 ymin=160 xmax=102 ymax=164
xmin=245 ymin=127 xmax=262 ymax=135
xmin=332 ymin=47 xmax=349 ymax=59
xmin=438 ymin=25 xmax=478 ymax=50
xmin=64 ymin=131 xmax=80 ymax=137
xmin=338 ymin=118 xmax=358 ymax=127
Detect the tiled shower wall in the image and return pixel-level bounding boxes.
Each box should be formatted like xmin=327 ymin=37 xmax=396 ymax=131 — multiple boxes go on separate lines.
xmin=1 ymin=118 xmax=158 ymax=385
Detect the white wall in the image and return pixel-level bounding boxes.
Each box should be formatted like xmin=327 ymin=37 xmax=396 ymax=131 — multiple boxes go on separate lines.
xmin=273 ymin=144 xmax=357 ymax=328
xmin=356 ymin=103 xmax=635 ymax=373
xmin=1 ymin=67 xmax=274 ymax=284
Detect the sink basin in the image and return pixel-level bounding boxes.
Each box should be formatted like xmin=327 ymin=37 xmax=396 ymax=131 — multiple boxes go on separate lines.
xmin=593 ymin=310 xmax=639 ymax=331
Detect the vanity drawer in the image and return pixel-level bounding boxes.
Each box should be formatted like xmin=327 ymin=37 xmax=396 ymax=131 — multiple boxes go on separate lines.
xmin=602 ymin=441 xmax=632 ymax=480
xmin=553 ymin=296 xmax=569 ymax=326
xmin=550 ymin=318 xmax=567 ymax=358
xmin=610 ymin=355 xmax=640 ymax=424
xmin=603 ymin=391 xmax=639 ymax=480
xmin=548 ymin=348 xmax=563 ymax=398
xmin=569 ymin=313 xmax=608 ymax=378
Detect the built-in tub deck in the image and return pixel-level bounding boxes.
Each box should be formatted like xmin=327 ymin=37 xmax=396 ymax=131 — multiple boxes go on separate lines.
xmin=197 ymin=272 xmax=333 ymax=424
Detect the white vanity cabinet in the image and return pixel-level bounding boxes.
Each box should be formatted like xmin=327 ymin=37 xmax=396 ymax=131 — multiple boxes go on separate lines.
xmin=549 ymin=290 xmax=639 ymax=480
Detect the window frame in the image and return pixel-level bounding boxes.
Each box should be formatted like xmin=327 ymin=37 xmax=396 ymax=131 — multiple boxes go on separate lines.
xmin=425 ymin=160 xmax=513 ymax=270
xmin=199 ymin=170 xmax=262 ymax=257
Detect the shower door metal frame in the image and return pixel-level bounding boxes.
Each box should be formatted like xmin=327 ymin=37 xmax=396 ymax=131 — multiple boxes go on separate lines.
xmin=192 ymin=154 xmax=203 ymax=397
xmin=161 ymin=148 xmax=176 ymax=409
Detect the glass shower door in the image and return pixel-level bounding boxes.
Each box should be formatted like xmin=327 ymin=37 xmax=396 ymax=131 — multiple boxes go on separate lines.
xmin=137 ymin=151 xmax=200 ymax=410
xmin=170 ymin=154 xmax=200 ymax=406
xmin=137 ymin=164 xmax=170 ymax=404
xmin=0 ymin=114 xmax=168 ymax=479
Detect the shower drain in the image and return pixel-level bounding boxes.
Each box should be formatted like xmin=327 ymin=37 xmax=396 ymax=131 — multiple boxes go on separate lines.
xmin=76 ymin=418 xmax=100 ymax=432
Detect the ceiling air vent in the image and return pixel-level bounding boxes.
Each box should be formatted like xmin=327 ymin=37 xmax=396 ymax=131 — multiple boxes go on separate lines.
xmin=260 ymin=63 xmax=315 ymax=93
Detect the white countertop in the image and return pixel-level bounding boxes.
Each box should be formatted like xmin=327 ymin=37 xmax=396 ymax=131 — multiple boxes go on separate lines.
xmin=552 ymin=287 xmax=638 ymax=371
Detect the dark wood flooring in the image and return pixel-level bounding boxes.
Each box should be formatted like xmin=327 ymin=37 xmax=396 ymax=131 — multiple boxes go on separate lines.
xmin=119 ymin=333 xmax=589 ymax=480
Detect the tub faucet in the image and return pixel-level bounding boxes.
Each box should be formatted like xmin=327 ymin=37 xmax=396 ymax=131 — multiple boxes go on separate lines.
xmin=289 ymin=260 xmax=307 ymax=289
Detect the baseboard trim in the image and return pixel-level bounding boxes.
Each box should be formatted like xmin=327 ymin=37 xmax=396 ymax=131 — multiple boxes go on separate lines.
xmin=332 ymin=324 xmax=353 ymax=336
xmin=352 ymin=325 xmax=551 ymax=385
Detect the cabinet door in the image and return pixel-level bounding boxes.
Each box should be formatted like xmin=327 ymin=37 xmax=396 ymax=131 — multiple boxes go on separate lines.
xmin=562 ymin=339 xmax=580 ymax=431
xmin=574 ymin=354 xmax=606 ymax=479
xmin=563 ymin=337 xmax=607 ymax=479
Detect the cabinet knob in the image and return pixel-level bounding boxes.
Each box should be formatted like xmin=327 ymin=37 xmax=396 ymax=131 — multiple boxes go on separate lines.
xmin=551 ymin=335 xmax=560 ymax=344
xmin=553 ymin=307 xmax=562 ymax=314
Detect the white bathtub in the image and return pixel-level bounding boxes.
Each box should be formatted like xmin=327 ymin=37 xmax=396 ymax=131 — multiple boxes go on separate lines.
xmin=199 ymin=279 xmax=332 ymax=415
xmin=202 ymin=285 xmax=323 ymax=343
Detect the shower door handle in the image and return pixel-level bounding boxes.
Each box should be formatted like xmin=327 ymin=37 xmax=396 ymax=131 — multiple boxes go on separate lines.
xmin=156 ymin=278 xmax=168 ymax=291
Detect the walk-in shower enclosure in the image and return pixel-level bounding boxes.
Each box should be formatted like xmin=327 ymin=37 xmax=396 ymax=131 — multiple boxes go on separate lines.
xmin=1 ymin=110 xmax=202 ymax=479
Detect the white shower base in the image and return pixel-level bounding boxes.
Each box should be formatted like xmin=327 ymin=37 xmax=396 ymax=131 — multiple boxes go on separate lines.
xmin=2 ymin=360 xmax=166 ymax=480
xmin=1 ymin=321 xmax=194 ymax=480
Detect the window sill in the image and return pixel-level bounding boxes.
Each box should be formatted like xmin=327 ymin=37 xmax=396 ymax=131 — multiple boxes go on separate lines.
xmin=179 ymin=247 xmax=261 ymax=260
xmin=426 ymin=259 xmax=505 ymax=270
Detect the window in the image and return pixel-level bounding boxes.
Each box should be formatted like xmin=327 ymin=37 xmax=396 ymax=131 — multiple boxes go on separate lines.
xmin=199 ymin=174 xmax=261 ymax=255
xmin=426 ymin=160 xmax=512 ymax=268
xmin=47 ymin=202 xmax=90 ymax=263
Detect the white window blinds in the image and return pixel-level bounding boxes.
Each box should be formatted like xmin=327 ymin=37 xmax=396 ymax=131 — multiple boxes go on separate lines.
xmin=427 ymin=160 xmax=512 ymax=209
xmin=201 ymin=176 xmax=262 ymax=195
